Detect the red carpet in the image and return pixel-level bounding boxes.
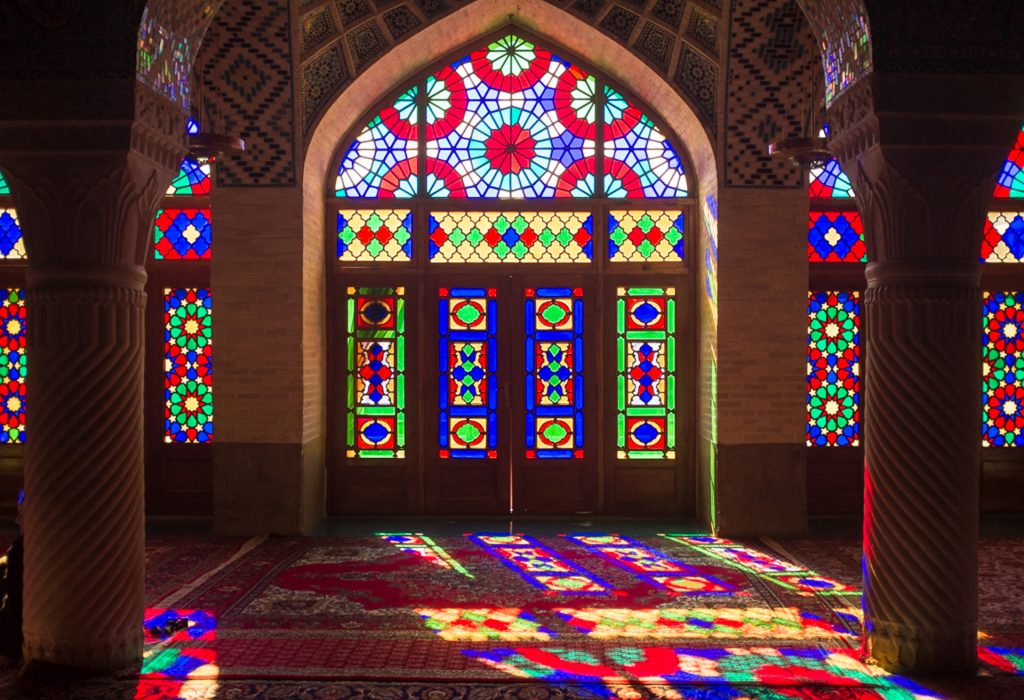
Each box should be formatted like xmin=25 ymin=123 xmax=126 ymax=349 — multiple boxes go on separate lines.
xmin=137 ymin=533 xmax=877 ymax=688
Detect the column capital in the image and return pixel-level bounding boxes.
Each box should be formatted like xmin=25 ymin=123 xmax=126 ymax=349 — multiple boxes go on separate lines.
xmin=865 ymin=261 xmax=981 ymax=289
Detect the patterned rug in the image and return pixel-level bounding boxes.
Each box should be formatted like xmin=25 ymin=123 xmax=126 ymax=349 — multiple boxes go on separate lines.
xmin=1 ymin=531 xmax=1022 ymax=698
xmin=128 ymin=531 xmax=898 ymax=693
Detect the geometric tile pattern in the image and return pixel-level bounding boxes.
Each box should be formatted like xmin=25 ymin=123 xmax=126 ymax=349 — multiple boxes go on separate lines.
xmin=725 ymin=0 xmax=817 ymax=187
xmin=299 ymin=0 xmax=725 ymax=139
xmin=198 ymin=0 xmax=296 ymax=187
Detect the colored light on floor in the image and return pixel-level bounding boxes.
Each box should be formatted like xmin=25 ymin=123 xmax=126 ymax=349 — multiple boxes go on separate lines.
xmin=379 ymin=532 xmax=474 ymax=578
xmin=565 ymin=533 xmax=736 ymax=594
xmin=465 ymin=646 xmax=889 ymax=689
xmin=417 ymin=608 xmax=554 ymax=641
xmin=471 ymin=533 xmax=612 ymax=594
xmin=663 ymin=534 xmax=859 ymax=596
xmin=553 ymin=607 xmax=853 ymax=639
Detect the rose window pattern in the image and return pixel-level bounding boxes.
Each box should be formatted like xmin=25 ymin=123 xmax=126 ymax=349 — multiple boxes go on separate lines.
xmin=807 ymin=292 xmax=860 ymax=447
xmin=335 ymin=33 xmax=687 ymax=205
xmin=165 ymin=288 xmax=213 ymax=443
xmin=616 ymin=288 xmax=676 ymax=460
xmin=347 ymin=287 xmax=407 ymax=458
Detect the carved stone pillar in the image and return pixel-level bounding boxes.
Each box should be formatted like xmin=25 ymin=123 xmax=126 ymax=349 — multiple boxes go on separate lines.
xmin=21 ymin=264 xmax=148 ymax=669
xmin=828 ymin=76 xmax=1021 ymax=674
xmin=862 ymin=261 xmax=980 ymax=674
xmin=1 ymin=87 xmax=183 ymax=670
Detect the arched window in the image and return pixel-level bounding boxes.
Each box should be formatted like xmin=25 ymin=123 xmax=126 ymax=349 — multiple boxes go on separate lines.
xmin=327 ymin=31 xmax=692 ymax=515
xmin=146 ymin=117 xmax=213 ymax=514
xmin=0 ymin=170 xmax=26 ymax=447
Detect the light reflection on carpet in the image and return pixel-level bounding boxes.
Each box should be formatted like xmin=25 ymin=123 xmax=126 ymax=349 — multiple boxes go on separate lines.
xmin=471 ymin=533 xmax=613 ymax=594
xmin=463 ymin=646 xmax=912 ymax=695
xmin=139 ymin=608 xmax=219 ymax=699
xmin=417 ymin=607 xmax=555 ymax=641
xmin=565 ymin=534 xmax=737 ymax=595
xmin=553 ymin=607 xmax=856 ymax=639
xmin=662 ymin=535 xmax=858 ymax=597
xmin=379 ymin=532 xmax=474 ymax=578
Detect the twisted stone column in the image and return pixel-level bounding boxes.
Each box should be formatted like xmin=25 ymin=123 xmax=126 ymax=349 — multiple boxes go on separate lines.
xmin=821 ymin=72 xmax=1024 ymax=674
xmin=22 ymin=265 xmax=147 ymax=669
xmin=0 ymin=83 xmax=184 ymax=669
xmin=862 ymin=262 xmax=980 ymax=673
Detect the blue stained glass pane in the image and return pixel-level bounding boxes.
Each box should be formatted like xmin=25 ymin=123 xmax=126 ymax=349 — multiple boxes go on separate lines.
xmin=440 ymin=288 xmax=497 ymax=459
xmin=526 ymin=287 xmax=584 ymax=459
xmin=0 ymin=210 xmax=25 ymax=259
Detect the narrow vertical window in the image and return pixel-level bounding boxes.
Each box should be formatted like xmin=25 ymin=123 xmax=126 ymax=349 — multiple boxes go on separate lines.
xmin=164 ymin=288 xmax=213 ymax=443
xmin=616 ymin=287 xmax=676 ymax=459
xmin=346 ymin=287 xmax=406 ymax=458
xmin=0 ymin=288 xmax=26 ymax=443
xmin=440 ymin=288 xmax=497 ymax=458
xmin=983 ymin=291 xmax=1024 ymax=446
xmin=526 ymin=287 xmax=583 ymax=459
xmin=807 ymin=291 xmax=860 ymax=446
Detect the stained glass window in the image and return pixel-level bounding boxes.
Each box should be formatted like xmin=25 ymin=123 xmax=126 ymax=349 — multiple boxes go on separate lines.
xmin=809 ymin=159 xmax=855 ymax=199
xmin=526 ymin=288 xmax=583 ymax=459
xmin=424 ymin=35 xmax=597 ymax=199
xmin=440 ymin=288 xmax=497 ymax=458
xmin=0 ymin=210 xmax=25 ymax=260
xmin=616 ymin=288 xmax=676 ymax=459
xmin=164 ymin=288 xmax=213 ymax=443
xmin=807 ymin=291 xmax=859 ymax=447
xmin=429 ymin=212 xmax=592 ymax=263
xmin=603 ymin=86 xmax=687 ymax=199
xmin=608 ymin=211 xmax=684 ymax=262
xmin=334 ymin=33 xmax=690 ymax=203
xmin=337 ymin=210 xmax=413 ymax=262
xmin=808 ymin=212 xmax=866 ymax=263
xmin=994 ymin=126 xmax=1024 ymax=199
xmin=0 ymin=172 xmax=9 ymax=196
xmin=166 ymin=158 xmax=211 ymax=196
xmin=982 ymin=212 xmax=1024 ymax=263
xmin=0 ymin=289 xmax=26 ymax=444
xmin=347 ymin=287 xmax=406 ymax=458
xmin=983 ymin=291 xmax=1024 ymax=446
xmin=336 ymin=87 xmax=419 ymax=198
xmin=154 ymin=208 xmax=212 ymax=259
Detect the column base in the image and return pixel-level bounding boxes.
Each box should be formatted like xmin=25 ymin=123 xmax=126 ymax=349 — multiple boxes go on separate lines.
xmin=866 ymin=618 xmax=977 ymax=675
xmin=23 ymin=628 xmax=142 ymax=672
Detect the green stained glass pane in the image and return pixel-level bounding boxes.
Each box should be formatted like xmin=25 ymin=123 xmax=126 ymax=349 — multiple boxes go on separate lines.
xmin=346 ymin=287 xmax=406 ymax=458
xmin=616 ymin=287 xmax=677 ymax=460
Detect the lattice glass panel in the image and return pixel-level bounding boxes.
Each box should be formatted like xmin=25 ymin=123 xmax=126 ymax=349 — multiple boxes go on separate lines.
xmin=429 ymin=211 xmax=592 ymax=263
xmin=165 ymin=288 xmax=213 ymax=443
xmin=807 ymin=291 xmax=859 ymax=447
xmin=347 ymin=287 xmax=406 ymax=458
xmin=337 ymin=210 xmax=413 ymax=261
xmin=616 ymin=287 xmax=676 ymax=459
xmin=526 ymin=287 xmax=584 ymax=459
